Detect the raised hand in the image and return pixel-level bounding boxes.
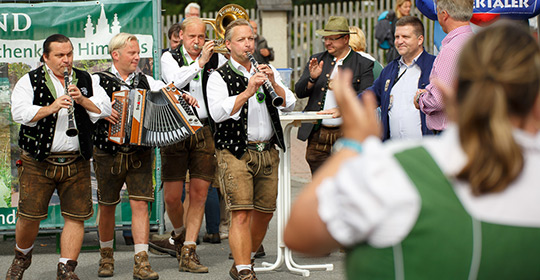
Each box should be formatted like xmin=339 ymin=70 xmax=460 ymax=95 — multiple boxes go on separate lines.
xmin=198 ymin=40 xmax=215 ymax=67
xmin=308 ymin=58 xmax=324 ymax=80
xmin=332 ymin=69 xmax=381 ymax=141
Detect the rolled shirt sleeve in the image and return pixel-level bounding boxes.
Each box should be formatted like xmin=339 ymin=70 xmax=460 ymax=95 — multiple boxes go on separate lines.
xmin=87 ymin=74 xmax=112 ymax=123
xmin=207 ymin=64 xmax=296 ymax=123
xmin=11 ymin=74 xmax=42 ymax=127
xmin=161 ymin=51 xmax=201 ymax=89
xmin=207 ymin=71 xmax=240 ymax=122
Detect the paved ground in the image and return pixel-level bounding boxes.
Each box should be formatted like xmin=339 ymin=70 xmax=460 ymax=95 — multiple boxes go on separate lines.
xmin=0 ymin=178 xmax=345 ymax=279
xmin=0 ymin=127 xmax=346 ymax=279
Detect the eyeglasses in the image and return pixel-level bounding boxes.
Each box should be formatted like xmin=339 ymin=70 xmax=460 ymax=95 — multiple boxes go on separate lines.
xmin=322 ymin=35 xmax=346 ymax=42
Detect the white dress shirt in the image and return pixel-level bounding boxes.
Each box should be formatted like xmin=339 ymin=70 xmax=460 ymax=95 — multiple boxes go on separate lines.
xmin=11 ymin=64 xmax=111 ymax=153
xmin=317 ymin=125 xmax=540 ymax=248
xmin=207 ymin=58 xmax=296 ymax=142
xmin=321 ymin=48 xmax=352 ymax=127
xmin=161 ymin=46 xmax=227 ymax=119
xmin=388 ymin=53 xmax=423 ymax=140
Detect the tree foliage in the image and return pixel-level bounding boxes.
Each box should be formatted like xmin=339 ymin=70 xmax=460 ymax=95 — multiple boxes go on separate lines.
xmin=161 ymin=0 xmax=349 ymax=16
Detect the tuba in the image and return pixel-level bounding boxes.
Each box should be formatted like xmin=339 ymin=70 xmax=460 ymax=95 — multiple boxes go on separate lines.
xmin=202 ymin=4 xmax=249 ymax=53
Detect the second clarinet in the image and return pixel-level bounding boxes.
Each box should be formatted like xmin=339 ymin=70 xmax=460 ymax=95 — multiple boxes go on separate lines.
xmin=246 ymin=52 xmax=284 ymax=107
xmin=64 ymin=68 xmax=79 ymax=137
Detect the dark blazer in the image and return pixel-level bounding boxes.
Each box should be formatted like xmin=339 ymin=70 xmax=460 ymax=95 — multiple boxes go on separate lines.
xmin=295 ymin=50 xmax=374 ymax=141
xmin=362 ymin=50 xmax=436 ymax=140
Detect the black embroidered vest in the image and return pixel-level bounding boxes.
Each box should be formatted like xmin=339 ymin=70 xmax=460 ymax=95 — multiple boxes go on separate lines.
xmin=93 ymin=71 xmax=150 ymax=154
xmin=170 ymin=47 xmax=220 ymax=129
xmin=18 ymin=66 xmax=94 ymax=161
xmin=214 ymin=62 xmax=285 ymax=159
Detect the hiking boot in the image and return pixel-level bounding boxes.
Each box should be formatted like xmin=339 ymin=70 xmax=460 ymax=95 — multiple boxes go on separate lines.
xmin=133 ymin=251 xmax=159 ymax=280
xmin=98 ymin=247 xmax=114 ymax=277
xmin=179 ymin=244 xmax=208 ymax=273
xmin=6 ymin=248 xmax=32 ymax=280
xmin=57 ymin=260 xmax=79 ymax=280
xmin=202 ymin=233 xmax=221 ymax=244
xmin=149 ymin=230 xmax=184 ymax=258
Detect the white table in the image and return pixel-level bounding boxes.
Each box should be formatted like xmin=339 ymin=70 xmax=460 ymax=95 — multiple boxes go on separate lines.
xmin=255 ymin=112 xmax=334 ymax=277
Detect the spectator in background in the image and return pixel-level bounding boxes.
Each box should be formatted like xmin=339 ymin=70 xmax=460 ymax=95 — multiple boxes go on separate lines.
xmin=295 ymin=16 xmax=373 ymax=174
xmin=163 ymin=23 xmax=182 ymax=54
xmin=363 ymin=16 xmax=435 ymax=141
xmin=377 ymin=0 xmax=412 ymax=62
xmin=396 ymin=0 xmax=412 ymax=18
xmin=348 ymin=26 xmax=383 ymax=79
xmin=185 ymin=2 xmax=200 ymax=18
xmin=285 ymin=22 xmax=540 ymax=279
xmin=414 ymin=0 xmax=474 ymax=133
xmin=249 ymin=20 xmax=275 ymax=64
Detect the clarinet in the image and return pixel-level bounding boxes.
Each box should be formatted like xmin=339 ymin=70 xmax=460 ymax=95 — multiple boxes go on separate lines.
xmin=246 ymin=52 xmax=284 ymax=107
xmin=64 ymin=68 xmax=79 ymax=137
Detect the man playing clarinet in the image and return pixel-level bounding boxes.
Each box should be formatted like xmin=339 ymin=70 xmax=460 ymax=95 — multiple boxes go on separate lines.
xmin=207 ymin=19 xmax=296 ymax=280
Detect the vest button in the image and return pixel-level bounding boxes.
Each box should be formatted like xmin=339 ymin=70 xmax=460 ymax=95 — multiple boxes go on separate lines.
xmin=317 ymin=102 xmax=321 ymax=105
xmin=321 ymin=87 xmax=325 ymax=91
xmin=326 ymin=74 xmax=330 ymax=78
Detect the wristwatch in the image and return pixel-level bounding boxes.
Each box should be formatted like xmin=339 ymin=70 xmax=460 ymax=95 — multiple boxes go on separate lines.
xmin=332 ymin=138 xmax=363 ymax=154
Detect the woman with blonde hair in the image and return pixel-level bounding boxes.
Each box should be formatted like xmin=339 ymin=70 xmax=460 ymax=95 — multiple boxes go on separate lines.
xmin=378 ymin=0 xmax=412 ymax=62
xmin=285 ymin=22 xmax=540 ymax=279
xmin=395 ymin=0 xmax=412 ymax=18
xmin=349 ymin=26 xmax=383 ymax=79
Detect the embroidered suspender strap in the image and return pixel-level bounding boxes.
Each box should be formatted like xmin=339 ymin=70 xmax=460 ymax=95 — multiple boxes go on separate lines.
xmin=97 ymin=71 xmax=140 ymax=89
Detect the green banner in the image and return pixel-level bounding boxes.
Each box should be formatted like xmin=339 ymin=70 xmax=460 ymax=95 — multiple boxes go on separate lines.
xmin=0 ymin=0 xmax=161 ymax=230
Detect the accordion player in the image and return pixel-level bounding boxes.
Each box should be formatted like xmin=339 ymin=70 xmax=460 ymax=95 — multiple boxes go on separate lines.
xmin=108 ymin=84 xmax=203 ymax=147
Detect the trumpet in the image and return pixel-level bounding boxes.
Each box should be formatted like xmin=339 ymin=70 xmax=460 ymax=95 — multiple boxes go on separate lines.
xmin=246 ymin=52 xmax=284 ymax=107
xmin=193 ymin=39 xmax=224 ymax=51
xmin=64 ymin=68 xmax=78 ymax=137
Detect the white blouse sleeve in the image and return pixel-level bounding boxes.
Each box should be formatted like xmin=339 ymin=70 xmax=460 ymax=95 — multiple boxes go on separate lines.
xmin=316 ymin=137 xmax=422 ymax=248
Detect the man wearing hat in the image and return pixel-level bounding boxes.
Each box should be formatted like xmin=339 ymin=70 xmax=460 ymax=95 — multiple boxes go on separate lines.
xmin=295 ymin=16 xmax=374 ymax=174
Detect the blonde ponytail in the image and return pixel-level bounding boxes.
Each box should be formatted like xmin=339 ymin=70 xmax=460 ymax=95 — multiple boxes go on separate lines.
xmin=455 ymin=22 xmax=540 ymax=195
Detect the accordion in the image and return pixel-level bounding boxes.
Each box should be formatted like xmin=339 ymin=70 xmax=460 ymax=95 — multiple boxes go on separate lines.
xmin=108 ymin=84 xmax=203 ymax=147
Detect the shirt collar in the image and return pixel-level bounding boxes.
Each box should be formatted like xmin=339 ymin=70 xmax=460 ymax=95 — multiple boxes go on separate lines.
xmin=230 ymin=56 xmax=254 ymax=75
xmin=333 ymin=47 xmax=353 ymax=63
xmin=442 ymin=24 xmax=472 ymax=46
xmin=398 ymin=50 xmax=423 ymax=67
xmin=110 ymin=64 xmax=135 ymax=83
xmin=44 ymin=64 xmax=63 ymax=81
xmin=181 ymin=45 xmax=199 ymax=64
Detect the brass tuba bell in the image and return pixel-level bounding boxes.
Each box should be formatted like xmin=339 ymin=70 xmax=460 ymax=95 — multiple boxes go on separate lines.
xmin=202 ymin=4 xmax=249 ymax=53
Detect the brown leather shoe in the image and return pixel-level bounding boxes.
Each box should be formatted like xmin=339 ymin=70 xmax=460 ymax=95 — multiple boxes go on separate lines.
xmin=148 ymin=231 xmax=177 ymax=257
xmin=229 ymin=263 xmax=257 ymax=280
xmin=254 ymin=244 xmax=266 ymax=258
xmin=202 ymin=233 xmax=221 ymax=244
xmin=229 ymin=244 xmax=265 ymax=259
xmin=229 ymin=259 xmax=256 ymax=280
xmin=179 ymin=244 xmax=208 ymax=273
xmin=57 ymin=260 xmax=80 ymax=280
xmin=6 ymin=248 xmax=32 ymax=280
xmin=98 ymin=247 xmax=114 ymax=277
xmin=133 ymin=251 xmax=159 ymax=280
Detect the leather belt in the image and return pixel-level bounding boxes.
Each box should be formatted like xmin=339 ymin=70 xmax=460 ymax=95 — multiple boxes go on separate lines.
xmin=118 ymin=145 xmax=146 ymax=154
xmin=200 ymin=118 xmax=210 ymax=126
xmin=321 ymin=125 xmax=341 ymax=130
xmin=247 ymin=141 xmax=272 ymax=152
xmin=45 ymin=152 xmax=81 ymax=166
